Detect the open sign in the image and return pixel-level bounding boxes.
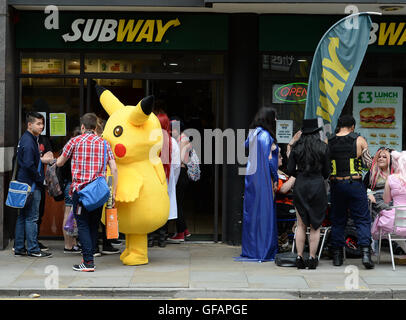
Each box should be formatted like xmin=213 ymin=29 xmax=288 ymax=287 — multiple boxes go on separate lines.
xmin=273 ymin=82 xmax=308 ymax=104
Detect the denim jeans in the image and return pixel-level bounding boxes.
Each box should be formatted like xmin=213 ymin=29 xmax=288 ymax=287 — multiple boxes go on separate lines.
xmin=14 ymin=188 xmax=42 ymax=254
xmin=72 ymin=191 xmax=103 ymax=264
xmin=330 ymin=180 xmax=372 ymax=248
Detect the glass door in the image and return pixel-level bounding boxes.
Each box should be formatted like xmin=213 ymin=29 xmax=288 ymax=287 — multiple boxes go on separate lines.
xmin=150 ymin=79 xmax=223 ymax=241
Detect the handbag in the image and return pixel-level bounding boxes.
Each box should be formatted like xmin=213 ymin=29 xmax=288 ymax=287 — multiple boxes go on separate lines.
xmin=5 ymin=151 xmax=40 ymax=209
xmin=78 ymin=140 xmax=110 ymax=212
xmin=186 ymin=148 xmax=201 ymax=181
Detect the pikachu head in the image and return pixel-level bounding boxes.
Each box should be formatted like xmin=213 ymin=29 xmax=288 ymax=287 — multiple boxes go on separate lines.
xmin=96 ymin=86 xmax=163 ymax=164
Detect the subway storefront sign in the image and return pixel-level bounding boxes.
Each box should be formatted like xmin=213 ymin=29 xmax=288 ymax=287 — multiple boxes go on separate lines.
xmin=15 ymin=12 xmax=228 ymax=50
xmin=260 ymin=15 xmax=406 ymax=53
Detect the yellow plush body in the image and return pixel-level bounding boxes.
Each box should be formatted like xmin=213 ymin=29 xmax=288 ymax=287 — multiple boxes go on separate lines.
xmin=98 ymin=88 xmax=169 ymax=265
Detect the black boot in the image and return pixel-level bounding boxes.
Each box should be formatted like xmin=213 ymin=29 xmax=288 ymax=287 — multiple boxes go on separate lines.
xmin=361 ymin=246 xmax=375 ymax=269
xmin=332 ymin=247 xmax=344 ymax=266
xmin=147 ymin=234 xmax=155 ymax=248
xmin=296 ymin=255 xmax=306 ymax=269
xmin=307 ymin=256 xmax=318 ymax=270
xmin=158 ymin=228 xmax=166 ymax=248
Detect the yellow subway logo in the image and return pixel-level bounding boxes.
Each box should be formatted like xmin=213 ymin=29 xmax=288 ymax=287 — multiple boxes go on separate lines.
xmin=62 ymin=18 xmax=181 ymax=43
xmin=316 ymin=37 xmax=349 ymax=123
xmin=370 ymin=22 xmax=406 ymax=46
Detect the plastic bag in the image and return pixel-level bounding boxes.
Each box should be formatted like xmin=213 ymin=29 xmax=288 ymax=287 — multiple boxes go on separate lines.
xmin=186 ymin=148 xmax=201 ymax=181
xmin=64 ymin=209 xmax=78 ymax=237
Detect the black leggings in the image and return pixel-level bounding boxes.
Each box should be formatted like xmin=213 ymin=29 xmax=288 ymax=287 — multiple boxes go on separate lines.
xmin=175 ymin=167 xmax=189 ymax=233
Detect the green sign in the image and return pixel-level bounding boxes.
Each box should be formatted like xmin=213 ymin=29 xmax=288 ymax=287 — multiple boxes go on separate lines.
xmin=16 ymin=12 xmax=228 ymax=50
xmin=260 ymin=14 xmax=406 ymax=53
xmin=50 ymin=113 xmax=66 ymax=137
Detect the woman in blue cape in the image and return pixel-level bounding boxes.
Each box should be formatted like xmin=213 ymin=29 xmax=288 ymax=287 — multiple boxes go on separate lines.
xmin=237 ymin=107 xmax=279 ymax=262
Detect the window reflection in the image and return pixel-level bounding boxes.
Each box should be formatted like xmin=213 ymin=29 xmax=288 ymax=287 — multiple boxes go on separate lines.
xmin=262 ymin=54 xmax=312 ymax=79
xmin=21 ymin=53 xmax=80 ymax=75
xmin=21 ymin=53 xmax=224 ymax=75
xmin=21 ymin=78 xmax=81 ymax=151
xmin=85 ymin=53 xmax=224 ymax=74
xmin=262 ymin=54 xmax=312 ymax=133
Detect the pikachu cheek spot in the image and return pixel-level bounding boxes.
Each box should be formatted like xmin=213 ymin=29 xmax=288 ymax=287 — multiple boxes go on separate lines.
xmin=115 ymin=144 xmax=127 ymax=158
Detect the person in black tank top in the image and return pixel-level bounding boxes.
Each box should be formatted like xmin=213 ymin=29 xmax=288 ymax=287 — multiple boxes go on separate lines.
xmin=328 ymin=115 xmax=374 ymax=269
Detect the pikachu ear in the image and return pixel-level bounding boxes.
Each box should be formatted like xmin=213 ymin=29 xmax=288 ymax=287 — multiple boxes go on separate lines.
xmin=99 ymin=89 xmax=125 ymax=116
xmin=129 ymin=95 xmax=154 ymax=126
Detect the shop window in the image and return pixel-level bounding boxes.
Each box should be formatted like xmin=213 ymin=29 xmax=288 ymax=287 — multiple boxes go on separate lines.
xmin=357 ymin=54 xmax=406 ymax=81
xmin=21 ymin=78 xmax=81 ymax=152
xmin=262 ymin=54 xmax=313 ymax=79
xmin=21 ymin=53 xmax=81 ymax=75
xmin=261 ymin=54 xmax=313 ymax=133
xmin=85 ymin=53 xmax=224 ymax=74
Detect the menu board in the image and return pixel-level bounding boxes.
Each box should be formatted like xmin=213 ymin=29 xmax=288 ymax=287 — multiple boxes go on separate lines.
xmin=65 ymin=59 xmax=81 ymax=74
xmin=99 ymin=60 xmax=132 ymax=73
xmin=85 ymin=59 xmax=99 ymax=73
xmin=353 ymin=86 xmax=403 ymax=155
xmin=276 ymin=120 xmax=293 ymax=144
xmin=31 ymin=59 xmax=63 ymax=74
xmin=21 ymin=58 xmax=29 ymax=74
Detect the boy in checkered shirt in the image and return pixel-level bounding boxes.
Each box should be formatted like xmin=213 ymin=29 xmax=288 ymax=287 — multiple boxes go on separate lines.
xmin=57 ymin=113 xmax=118 ymax=272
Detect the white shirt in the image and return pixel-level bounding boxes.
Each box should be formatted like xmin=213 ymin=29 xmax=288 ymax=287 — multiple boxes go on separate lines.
xmin=167 ymin=137 xmax=181 ymax=220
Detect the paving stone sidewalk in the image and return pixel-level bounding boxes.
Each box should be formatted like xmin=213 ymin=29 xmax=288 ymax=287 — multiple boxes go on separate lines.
xmin=1 ymin=240 xmax=406 ymax=299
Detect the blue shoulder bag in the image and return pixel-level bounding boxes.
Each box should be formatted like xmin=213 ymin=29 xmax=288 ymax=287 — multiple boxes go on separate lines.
xmin=78 ymin=140 xmax=110 ymax=212
xmin=6 ymin=150 xmax=40 ymax=209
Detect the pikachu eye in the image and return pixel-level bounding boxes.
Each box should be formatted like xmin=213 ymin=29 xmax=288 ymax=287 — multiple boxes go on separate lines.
xmin=113 ymin=126 xmax=123 ymax=137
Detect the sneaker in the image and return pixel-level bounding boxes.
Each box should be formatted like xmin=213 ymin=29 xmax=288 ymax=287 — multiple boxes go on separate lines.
xmin=94 ymin=247 xmax=101 ymax=257
xmin=14 ymin=249 xmax=27 ymax=256
xmin=28 ymin=251 xmax=53 ymax=258
xmin=101 ymin=245 xmax=120 ymax=255
xmin=73 ymin=261 xmax=95 ymax=272
xmin=110 ymin=239 xmax=122 ymax=246
xmin=38 ymin=242 xmax=49 ymax=251
xmin=167 ymin=232 xmax=185 ymax=243
xmin=184 ymin=229 xmax=191 ymax=238
xmin=64 ymin=246 xmax=81 ymax=254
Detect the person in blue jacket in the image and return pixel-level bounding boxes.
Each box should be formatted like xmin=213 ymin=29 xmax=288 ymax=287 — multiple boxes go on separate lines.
xmin=237 ymin=107 xmax=279 ymax=262
xmin=13 ymin=112 xmax=53 ymax=258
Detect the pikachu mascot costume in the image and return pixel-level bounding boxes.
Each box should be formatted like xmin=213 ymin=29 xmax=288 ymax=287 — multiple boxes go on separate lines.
xmin=95 ymin=84 xmax=170 ymax=266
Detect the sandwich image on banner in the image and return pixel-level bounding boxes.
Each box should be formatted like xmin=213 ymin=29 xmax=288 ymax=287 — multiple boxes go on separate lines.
xmin=304 ymin=13 xmax=373 ymax=135
xmin=359 ymin=107 xmax=396 ymax=128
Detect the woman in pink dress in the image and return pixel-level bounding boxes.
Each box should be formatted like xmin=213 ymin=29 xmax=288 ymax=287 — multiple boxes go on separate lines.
xmin=377 ymin=151 xmax=406 ymax=263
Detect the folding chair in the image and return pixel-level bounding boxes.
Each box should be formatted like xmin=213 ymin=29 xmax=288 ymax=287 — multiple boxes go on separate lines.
xmin=291 ymin=225 xmax=331 ymax=260
xmin=377 ymin=205 xmax=406 ymax=271
xmin=276 ymin=207 xmax=297 ymax=239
